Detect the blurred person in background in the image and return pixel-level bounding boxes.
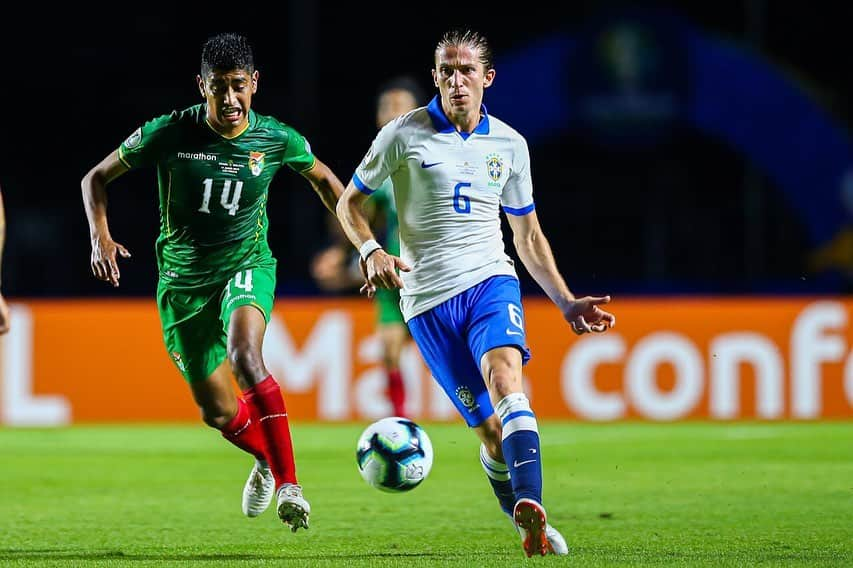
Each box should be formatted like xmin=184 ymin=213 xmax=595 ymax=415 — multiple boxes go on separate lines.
xmin=311 ymin=76 xmax=426 ymax=417
xmin=81 ymin=33 xmax=346 ymax=532
xmin=0 ymin=187 xmax=8 ymax=334
xmin=337 ymin=28 xmax=615 ymax=557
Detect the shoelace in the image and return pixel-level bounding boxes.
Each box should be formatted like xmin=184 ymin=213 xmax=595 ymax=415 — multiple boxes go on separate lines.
xmin=282 ymin=484 xmax=303 ymax=498
xmin=249 ymin=470 xmax=266 ymax=492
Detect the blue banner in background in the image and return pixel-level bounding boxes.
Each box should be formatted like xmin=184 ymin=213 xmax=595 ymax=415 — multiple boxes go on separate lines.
xmin=486 ymin=10 xmax=852 ymax=247
xmin=568 ymin=10 xmax=689 ymax=148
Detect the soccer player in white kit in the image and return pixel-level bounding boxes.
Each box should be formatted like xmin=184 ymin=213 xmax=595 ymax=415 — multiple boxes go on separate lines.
xmin=337 ymin=29 xmax=616 ymax=557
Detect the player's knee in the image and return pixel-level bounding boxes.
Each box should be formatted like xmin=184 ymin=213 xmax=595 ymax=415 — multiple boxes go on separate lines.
xmin=487 ymin=364 xmax=520 ymax=399
xmin=200 ymin=405 xmax=234 ymax=429
xmin=484 ymin=350 xmax=523 ymax=398
xmin=227 ymin=343 xmax=265 ymax=382
xmin=382 ymin=350 xmax=400 ymax=369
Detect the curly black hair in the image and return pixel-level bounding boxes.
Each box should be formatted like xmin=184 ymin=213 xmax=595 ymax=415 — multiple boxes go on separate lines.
xmin=200 ymin=33 xmax=254 ymax=75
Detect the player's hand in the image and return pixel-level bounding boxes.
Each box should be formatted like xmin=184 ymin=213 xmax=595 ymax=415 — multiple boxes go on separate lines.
xmin=564 ymin=295 xmax=615 ymax=335
xmin=90 ymin=234 xmax=131 ymax=288
xmin=0 ymin=292 xmax=9 ymax=335
xmin=360 ymin=249 xmax=411 ymax=299
xmin=311 ymin=247 xmax=352 ymax=291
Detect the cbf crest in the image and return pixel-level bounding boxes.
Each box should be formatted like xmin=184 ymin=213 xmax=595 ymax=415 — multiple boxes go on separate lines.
xmin=455 ymin=386 xmax=479 ymax=412
xmin=249 ymin=151 xmax=265 ymax=176
xmin=486 ymin=153 xmax=504 ymax=187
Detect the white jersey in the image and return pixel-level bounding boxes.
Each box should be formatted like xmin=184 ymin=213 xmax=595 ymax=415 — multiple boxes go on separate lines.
xmin=354 ymin=97 xmax=535 ymax=321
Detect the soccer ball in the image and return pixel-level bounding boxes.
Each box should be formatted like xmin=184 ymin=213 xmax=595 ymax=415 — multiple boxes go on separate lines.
xmin=356 ymin=417 xmax=434 ymax=493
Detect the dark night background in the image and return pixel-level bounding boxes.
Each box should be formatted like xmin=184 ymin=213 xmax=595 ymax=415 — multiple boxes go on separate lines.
xmin=1 ymin=2 xmax=850 ymax=299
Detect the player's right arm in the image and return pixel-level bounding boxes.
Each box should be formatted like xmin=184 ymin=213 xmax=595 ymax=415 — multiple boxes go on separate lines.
xmin=337 ymin=182 xmax=408 ymax=296
xmin=81 ymin=150 xmax=131 ymax=288
xmin=82 ymin=113 xmax=174 ymax=287
xmin=337 ymin=119 xmax=410 ymax=296
xmin=0 ymin=187 xmax=9 ymax=334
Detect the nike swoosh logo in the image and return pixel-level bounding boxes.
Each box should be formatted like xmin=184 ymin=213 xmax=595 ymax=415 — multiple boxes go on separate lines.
xmin=421 ymin=161 xmax=443 ymax=169
xmin=506 ymin=328 xmax=523 ymax=336
xmin=513 ymin=459 xmax=536 ymax=468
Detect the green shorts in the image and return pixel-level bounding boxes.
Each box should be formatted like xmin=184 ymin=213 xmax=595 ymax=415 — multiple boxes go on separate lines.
xmin=375 ymin=287 xmax=405 ymax=325
xmin=157 ymin=264 xmax=276 ymax=382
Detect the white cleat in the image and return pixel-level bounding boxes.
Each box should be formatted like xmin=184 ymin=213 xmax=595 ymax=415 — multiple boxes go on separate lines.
xmin=513 ymin=498 xmax=569 ymax=557
xmin=545 ymin=523 xmax=569 ymax=556
xmin=242 ymin=460 xmax=275 ymax=518
xmin=276 ymin=483 xmax=310 ymax=532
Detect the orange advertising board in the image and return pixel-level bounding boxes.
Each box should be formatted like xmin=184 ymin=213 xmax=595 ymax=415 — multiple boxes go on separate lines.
xmin=0 ymin=297 xmax=851 ymax=424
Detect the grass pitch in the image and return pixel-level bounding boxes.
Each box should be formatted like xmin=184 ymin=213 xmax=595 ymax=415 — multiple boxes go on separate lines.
xmin=1 ymin=422 xmax=851 ymax=567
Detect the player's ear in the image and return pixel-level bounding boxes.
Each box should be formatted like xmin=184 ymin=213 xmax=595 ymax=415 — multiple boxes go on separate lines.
xmin=196 ymin=75 xmax=206 ymax=98
xmin=483 ymin=68 xmax=496 ymax=89
xmin=251 ymin=70 xmax=259 ymax=94
xmin=431 ymin=68 xmax=439 ymax=88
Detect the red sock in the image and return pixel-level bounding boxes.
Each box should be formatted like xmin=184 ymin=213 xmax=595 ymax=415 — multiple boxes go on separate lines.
xmin=387 ymin=368 xmax=406 ymax=417
xmin=245 ymin=376 xmax=297 ymax=488
xmin=220 ymin=398 xmax=267 ymax=461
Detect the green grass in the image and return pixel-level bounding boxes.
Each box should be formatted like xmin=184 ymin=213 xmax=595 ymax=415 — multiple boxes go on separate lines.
xmin=0 ymin=423 xmax=851 ymax=566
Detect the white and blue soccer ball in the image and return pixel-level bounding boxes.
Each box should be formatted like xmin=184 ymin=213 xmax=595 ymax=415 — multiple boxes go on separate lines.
xmin=356 ymin=417 xmax=434 ymax=493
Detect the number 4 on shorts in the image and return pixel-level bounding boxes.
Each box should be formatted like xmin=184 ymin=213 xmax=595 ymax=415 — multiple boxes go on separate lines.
xmin=234 ymin=270 xmax=253 ymax=292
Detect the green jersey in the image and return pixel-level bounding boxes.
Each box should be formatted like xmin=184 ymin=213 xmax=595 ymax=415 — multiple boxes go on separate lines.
xmin=119 ymin=104 xmax=315 ymax=290
xmin=370 ymin=178 xmax=399 ymax=256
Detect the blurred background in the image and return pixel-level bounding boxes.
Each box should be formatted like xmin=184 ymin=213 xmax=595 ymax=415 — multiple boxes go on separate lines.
xmin=1 ymin=2 xmax=851 ymax=426
xmin=2 ymin=1 xmax=851 ymax=299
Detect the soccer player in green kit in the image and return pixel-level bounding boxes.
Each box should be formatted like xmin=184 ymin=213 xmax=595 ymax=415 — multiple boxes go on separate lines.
xmin=81 ymin=33 xmax=345 ymax=532
xmin=311 ymin=77 xmax=424 ymax=416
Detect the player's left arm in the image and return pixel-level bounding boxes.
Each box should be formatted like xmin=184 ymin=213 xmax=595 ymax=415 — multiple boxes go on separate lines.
xmin=300 ymin=157 xmax=345 ymax=215
xmin=507 ymin=211 xmax=615 ymax=334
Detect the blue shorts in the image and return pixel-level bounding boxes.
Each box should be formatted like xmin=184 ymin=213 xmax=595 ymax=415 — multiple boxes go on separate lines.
xmin=407 ymin=275 xmax=531 ymax=427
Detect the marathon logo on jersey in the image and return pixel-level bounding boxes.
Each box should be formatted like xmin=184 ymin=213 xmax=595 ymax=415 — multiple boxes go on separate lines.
xmin=124 ymin=127 xmax=142 ymax=149
xmin=455 ymin=386 xmax=480 ymax=412
xmin=249 ymin=151 xmax=265 ymax=176
xmin=176 ymin=151 xmax=218 ymax=161
xmin=486 ymin=153 xmax=504 ymax=186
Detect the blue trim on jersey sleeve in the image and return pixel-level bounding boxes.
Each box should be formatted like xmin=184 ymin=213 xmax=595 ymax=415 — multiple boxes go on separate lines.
xmin=352 ymin=173 xmax=377 ymax=195
xmin=427 ymin=95 xmax=491 ymax=136
xmin=502 ymin=203 xmax=536 ymax=216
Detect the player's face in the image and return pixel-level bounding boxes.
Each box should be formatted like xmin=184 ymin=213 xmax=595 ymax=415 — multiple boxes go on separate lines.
xmin=432 ymin=44 xmax=495 ymax=119
xmin=376 ymin=89 xmax=418 ymax=128
xmin=197 ymin=68 xmax=258 ymax=135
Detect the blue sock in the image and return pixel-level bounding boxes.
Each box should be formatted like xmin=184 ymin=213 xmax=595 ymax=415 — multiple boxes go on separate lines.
xmin=479 ymin=444 xmax=515 ymax=516
xmin=496 ymin=393 xmax=542 ymax=504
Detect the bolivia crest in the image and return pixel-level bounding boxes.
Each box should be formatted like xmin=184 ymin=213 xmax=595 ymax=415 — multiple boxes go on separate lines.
xmin=249 ymin=151 xmax=265 ymax=176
